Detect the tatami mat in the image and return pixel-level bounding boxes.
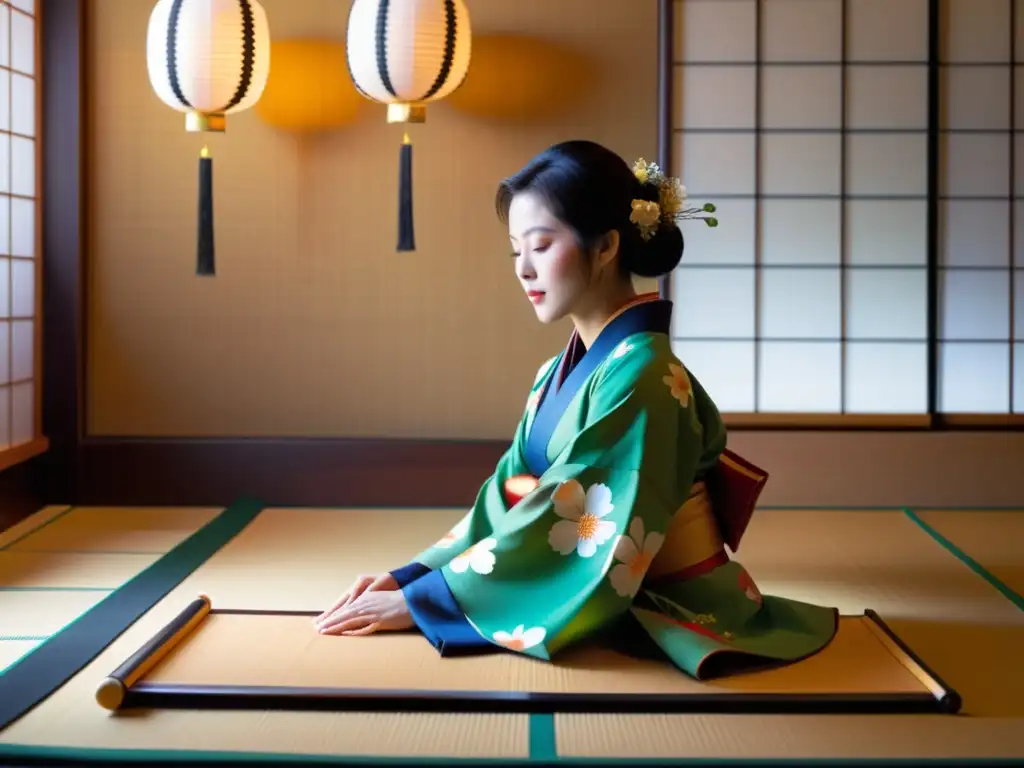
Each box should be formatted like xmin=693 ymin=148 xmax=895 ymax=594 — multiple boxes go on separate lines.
xmin=0 ymin=550 xmax=160 ymax=589
xmin=0 ymin=640 xmax=40 ymax=674
xmin=0 ymin=506 xmax=73 ymax=550
xmin=912 ymin=509 xmax=1024 ymax=605
xmin=6 ymin=506 xmax=223 ymax=554
xmin=0 ymin=589 xmax=111 ymax=638
xmin=557 ymin=508 xmax=1024 ymax=759
xmin=1 ymin=504 xmax=1022 ymax=763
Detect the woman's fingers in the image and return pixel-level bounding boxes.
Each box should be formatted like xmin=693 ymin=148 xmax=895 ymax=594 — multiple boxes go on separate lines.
xmin=340 ymin=622 xmax=381 ymax=636
xmin=318 ymin=612 xmax=376 ymax=635
xmin=315 ymin=575 xmax=374 ymax=621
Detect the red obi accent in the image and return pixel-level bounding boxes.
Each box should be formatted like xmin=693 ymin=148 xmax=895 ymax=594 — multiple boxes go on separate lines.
xmin=645 ymin=549 xmax=730 ymax=585
xmin=705 ymin=448 xmax=768 ymax=552
xmin=504 ymin=474 xmax=540 ymax=507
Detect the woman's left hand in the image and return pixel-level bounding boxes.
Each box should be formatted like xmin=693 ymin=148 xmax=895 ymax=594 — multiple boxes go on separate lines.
xmin=315 ymin=589 xmax=414 ymax=636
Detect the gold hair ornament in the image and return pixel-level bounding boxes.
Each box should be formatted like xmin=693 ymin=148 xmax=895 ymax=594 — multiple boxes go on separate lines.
xmin=630 ymin=158 xmax=718 ymax=241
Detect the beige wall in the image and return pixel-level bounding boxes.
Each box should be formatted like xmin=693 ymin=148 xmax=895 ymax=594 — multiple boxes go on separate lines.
xmin=84 ymin=0 xmax=659 ymax=439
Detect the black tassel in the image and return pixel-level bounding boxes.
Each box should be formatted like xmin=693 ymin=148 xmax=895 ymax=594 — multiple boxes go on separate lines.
xmin=197 ymin=147 xmax=215 ymax=275
xmin=397 ymin=133 xmax=415 ymax=251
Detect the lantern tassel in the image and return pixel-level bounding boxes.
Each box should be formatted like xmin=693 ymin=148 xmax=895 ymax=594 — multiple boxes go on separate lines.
xmin=397 ymin=132 xmax=415 ymax=252
xmin=197 ymin=145 xmax=215 ymax=275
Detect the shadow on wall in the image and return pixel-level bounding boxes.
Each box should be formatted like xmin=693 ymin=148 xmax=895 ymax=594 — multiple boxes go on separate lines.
xmin=254 ymin=34 xmax=598 ymax=133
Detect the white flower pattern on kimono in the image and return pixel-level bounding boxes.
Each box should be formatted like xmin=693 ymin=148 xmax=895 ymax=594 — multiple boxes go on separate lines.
xmin=449 ymin=537 xmax=498 ymax=575
xmin=435 ymin=516 xmax=470 ymax=548
xmin=548 ymin=479 xmax=617 ymax=558
xmin=493 ymin=624 xmax=546 ymax=652
xmin=609 ymin=516 xmax=665 ymax=597
xmin=663 ymin=362 xmax=692 ymax=407
xmin=612 ymin=341 xmax=633 ymax=359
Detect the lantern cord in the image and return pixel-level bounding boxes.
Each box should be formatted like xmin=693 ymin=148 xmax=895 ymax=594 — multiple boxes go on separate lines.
xmin=397 ymin=132 xmax=415 ymax=252
xmin=197 ymin=145 xmax=216 ymax=275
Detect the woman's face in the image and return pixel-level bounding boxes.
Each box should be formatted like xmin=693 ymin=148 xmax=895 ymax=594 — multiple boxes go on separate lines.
xmin=507 ymin=191 xmax=590 ymax=324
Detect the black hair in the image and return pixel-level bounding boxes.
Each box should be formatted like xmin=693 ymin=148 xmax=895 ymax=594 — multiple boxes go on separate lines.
xmin=495 ymin=140 xmax=684 ymax=279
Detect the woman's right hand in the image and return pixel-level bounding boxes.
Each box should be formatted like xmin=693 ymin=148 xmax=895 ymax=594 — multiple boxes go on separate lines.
xmin=315 ymin=572 xmax=398 ymax=625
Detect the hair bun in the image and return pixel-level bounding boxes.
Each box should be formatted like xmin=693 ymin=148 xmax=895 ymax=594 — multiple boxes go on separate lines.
xmin=625 ymin=221 xmax=684 ymax=279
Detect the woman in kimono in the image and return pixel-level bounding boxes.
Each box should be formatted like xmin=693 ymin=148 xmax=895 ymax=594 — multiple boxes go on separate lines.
xmin=314 ymin=140 xmax=838 ymax=679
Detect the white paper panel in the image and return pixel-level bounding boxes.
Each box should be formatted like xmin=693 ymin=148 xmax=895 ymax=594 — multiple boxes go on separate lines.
xmin=942 ymin=133 xmax=1010 ymax=197
xmin=847 ymin=0 xmax=928 ymax=61
xmin=0 ymin=321 xmax=9 ymax=384
xmin=11 ymin=259 xmax=32 ymax=318
xmin=0 ymin=136 xmax=9 ymax=195
xmin=846 ymin=65 xmax=927 ymax=129
xmin=942 ymin=66 xmax=1010 ymax=130
xmin=1018 ymin=0 xmax=1024 ymax=63
xmin=0 ymin=260 xmax=9 ymax=319
xmin=939 ymin=342 xmax=1010 ymax=412
xmin=939 ymin=269 xmax=1011 ymax=340
xmin=1016 ymin=134 xmax=1024 ymax=196
xmin=1015 ymin=270 xmax=1024 ymax=338
xmin=762 ymin=0 xmax=842 ymax=61
xmin=676 ymin=0 xmax=757 ymax=62
xmin=760 ymin=268 xmax=841 ymax=339
xmin=677 ymin=197 xmax=755 ymax=266
xmin=673 ymin=65 xmax=756 ymax=129
xmin=1014 ymin=343 xmax=1023 ymax=412
xmin=11 ymin=319 xmax=31 ymax=382
xmin=671 ymin=267 xmax=755 ymax=338
xmin=760 ymin=199 xmax=841 ymax=264
xmin=941 ymin=0 xmax=1011 ymax=62
xmin=940 ymin=200 xmax=1010 ymax=267
xmin=0 ymin=387 xmax=9 ymax=448
xmin=671 ymin=340 xmax=755 ymax=412
xmin=10 ymin=197 xmax=32 ymax=258
xmin=11 ymin=379 xmax=31 ymax=446
xmin=761 ymin=134 xmax=841 ymax=195
xmin=846 ymin=134 xmax=928 ymax=196
xmin=10 ymin=11 xmax=32 ymax=75
xmin=0 ymin=197 xmax=9 ymax=257
xmin=0 ymin=5 xmax=10 ymax=69
xmin=846 ymin=199 xmax=928 ymax=265
xmin=758 ymin=342 xmax=842 ymax=411
xmin=674 ymin=132 xmax=756 ymax=195
xmin=1016 ymin=65 xmax=1024 ymax=127
xmin=10 ymin=136 xmax=33 ymax=197
xmin=0 ymin=70 xmax=9 ymax=133
xmin=11 ymin=73 xmax=34 ymax=137
xmin=845 ymin=268 xmax=928 ymax=339
xmin=761 ymin=66 xmax=842 ymax=129
xmin=844 ymin=342 xmax=928 ymax=413
xmin=10 ymin=0 xmax=34 ymax=14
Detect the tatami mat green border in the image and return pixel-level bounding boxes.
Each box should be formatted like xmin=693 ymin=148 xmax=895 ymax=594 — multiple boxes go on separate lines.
xmin=0 ymin=743 xmax=1022 ymax=767
xmin=903 ymin=507 xmax=1024 ymax=611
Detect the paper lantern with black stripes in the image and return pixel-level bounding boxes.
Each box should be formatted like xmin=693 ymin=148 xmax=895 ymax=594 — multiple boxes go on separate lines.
xmin=146 ymin=0 xmax=271 ymax=276
xmin=346 ymin=0 xmax=472 ymax=251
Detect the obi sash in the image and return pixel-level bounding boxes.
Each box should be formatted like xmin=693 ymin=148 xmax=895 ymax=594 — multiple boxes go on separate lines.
xmin=512 ymin=295 xmax=769 ymax=553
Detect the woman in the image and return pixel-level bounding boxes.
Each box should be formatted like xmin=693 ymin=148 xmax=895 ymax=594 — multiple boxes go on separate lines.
xmin=314 ymin=140 xmax=838 ymax=679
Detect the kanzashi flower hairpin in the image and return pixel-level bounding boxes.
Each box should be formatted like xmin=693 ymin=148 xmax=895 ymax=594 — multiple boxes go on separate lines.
xmin=630 ymin=158 xmax=718 ymax=241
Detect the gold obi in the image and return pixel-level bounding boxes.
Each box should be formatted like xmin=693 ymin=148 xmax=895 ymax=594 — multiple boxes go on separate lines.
xmin=645 ymin=482 xmax=727 ymax=580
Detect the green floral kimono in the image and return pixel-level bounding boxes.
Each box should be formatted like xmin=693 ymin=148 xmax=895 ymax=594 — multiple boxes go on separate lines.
xmin=390 ymin=294 xmax=838 ymax=679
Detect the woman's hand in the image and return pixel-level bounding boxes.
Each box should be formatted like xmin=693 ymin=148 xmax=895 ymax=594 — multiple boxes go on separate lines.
xmin=315 ymin=590 xmax=413 ymax=636
xmin=315 ymin=573 xmax=398 ymax=625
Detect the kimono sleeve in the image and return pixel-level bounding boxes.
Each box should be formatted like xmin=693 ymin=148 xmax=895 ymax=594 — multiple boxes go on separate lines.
xmin=388 ymin=356 xmax=557 ymax=589
xmin=401 ymin=344 xmax=706 ymax=658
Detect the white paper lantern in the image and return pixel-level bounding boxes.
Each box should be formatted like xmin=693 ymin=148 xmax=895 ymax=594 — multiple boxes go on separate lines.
xmin=346 ymin=0 xmax=472 ymax=124
xmin=145 ymin=0 xmax=271 ymax=276
xmin=147 ymin=0 xmax=272 ymax=132
xmin=345 ymin=0 xmax=472 ymax=252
